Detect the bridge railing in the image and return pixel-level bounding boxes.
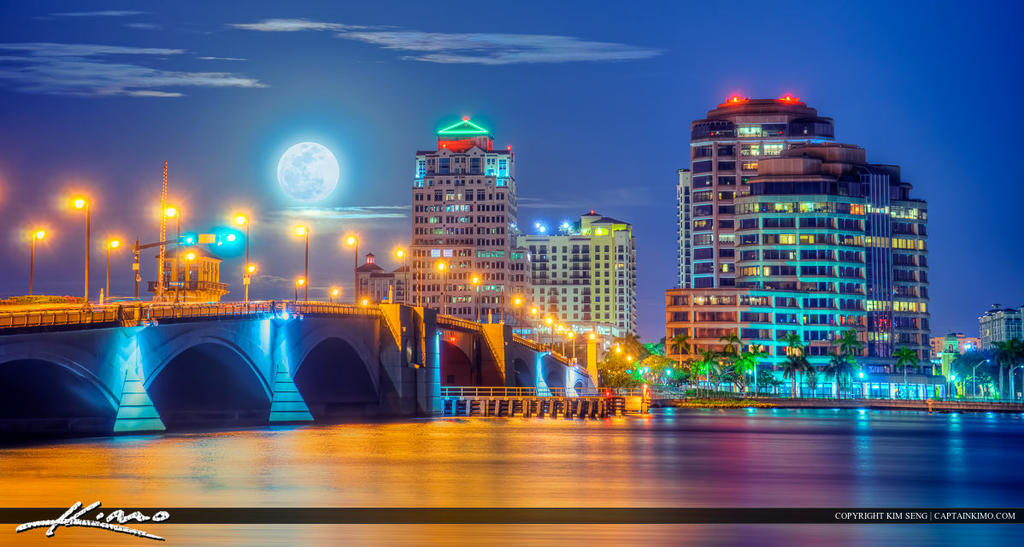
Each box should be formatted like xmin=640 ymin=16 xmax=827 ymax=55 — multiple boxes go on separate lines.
xmin=289 ymin=302 xmax=380 ymax=317
xmin=145 ymin=302 xmax=275 ymax=321
xmin=436 ymin=314 xmax=482 ymax=332
xmin=0 ymin=305 xmax=121 ymax=330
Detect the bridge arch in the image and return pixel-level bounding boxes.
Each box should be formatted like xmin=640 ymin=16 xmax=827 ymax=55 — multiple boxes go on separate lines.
xmin=511 ymin=357 xmax=532 ymax=387
xmin=293 ymin=336 xmax=379 ymax=418
xmin=146 ymin=339 xmax=272 ymax=429
xmin=440 ymin=337 xmax=475 ymax=385
xmin=0 ymin=355 xmax=118 ymax=435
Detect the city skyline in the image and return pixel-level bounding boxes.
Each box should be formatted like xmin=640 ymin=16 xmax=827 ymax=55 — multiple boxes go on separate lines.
xmin=1 ymin=1 xmax=1022 ymax=341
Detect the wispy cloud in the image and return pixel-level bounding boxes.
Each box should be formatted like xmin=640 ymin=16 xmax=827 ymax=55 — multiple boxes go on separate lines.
xmin=231 ymin=19 xmax=661 ymax=65
xmin=269 ymin=205 xmax=408 ymax=222
xmin=198 ymin=56 xmax=247 ymax=61
xmin=51 ymin=10 xmax=148 ymax=17
xmin=0 ymin=42 xmax=266 ymax=97
xmin=229 ymin=19 xmax=366 ymax=32
xmin=339 ymin=31 xmax=662 ymax=65
xmin=123 ymin=23 xmax=161 ymax=30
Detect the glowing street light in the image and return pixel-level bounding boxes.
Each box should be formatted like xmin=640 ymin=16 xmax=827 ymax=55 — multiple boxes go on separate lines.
xmin=530 ymin=306 xmax=539 ymax=342
xmin=395 ymin=247 xmax=408 ymax=305
xmin=183 ymin=250 xmax=197 ymax=302
xmin=27 ymin=228 xmax=47 ymax=296
xmin=164 ymin=206 xmax=181 ymax=241
xmin=294 ymin=276 xmax=306 ymax=301
xmin=234 ymin=213 xmax=253 ymax=301
xmin=345 ymin=235 xmax=358 ymax=304
xmin=329 ymin=286 xmax=340 ymax=303
xmin=435 ymin=260 xmax=448 ymax=314
xmin=512 ymin=295 xmax=523 ymax=330
xmin=105 ymin=238 xmax=121 ymax=300
xmin=294 ymin=225 xmax=309 ymax=301
xmin=71 ymin=196 xmax=91 ymax=302
xmin=361 ymin=298 xmax=369 ymax=307
xmin=471 ymin=274 xmax=481 ymax=322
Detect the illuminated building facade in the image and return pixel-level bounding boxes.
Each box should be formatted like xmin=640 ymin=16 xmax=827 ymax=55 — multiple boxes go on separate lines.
xmin=520 ymin=212 xmax=637 ymax=336
xmin=411 ymin=119 xmax=528 ymax=321
xmin=929 ymin=332 xmax=980 ymax=359
xmin=676 ymin=168 xmax=691 ymax=288
xmin=148 ymin=246 xmax=228 ymax=302
xmin=979 ymin=305 xmax=1023 ymax=349
xmin=355 ymin=253 xmax=407 ymax=303
xmin=668 ymin=98 xmax=932 ymax=396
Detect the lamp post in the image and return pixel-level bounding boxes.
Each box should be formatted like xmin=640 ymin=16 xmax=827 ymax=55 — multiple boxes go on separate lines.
xmin=345 ymin=235 xmax=358 ymax=304
xmin=435 ymin=261 xmax=448 ymax=314
xmin=235 ymin=214 xmax=252 ymax=302
xmin=530 ymin=307 xmax=539 ymax=342
xmin=567 ymin=331 xmax=576 ymax=361
xmin=471 ymin=275 xmax=480 ymax=322
xmin=545 ymin=316 xmax=553 ymax=347
xmin=165 ymin=206 xmax=180 ymax=242
xmin=183 ymin=250 xmax=196 ymax=302
xmin=244 ymin=263 xmax=257 ymax=302
xmin=972 ymin=359 xmax=988 ymax=399
xmin=28 ymin=229 xmax=46 ymax=296
xmin=330 ymin=287 xmax=340 ymax=303
xmin=72 ymin=197 xmax=91 ymax=302
xmin=295 ymin=277 xmax=305 ymax=301
xmin=105 ymin=239 xmax=120 ymax=299
xmin=395 ymin=248 xmax=408 ymax=305
xmin=295 ymin=226 xmax=309 ymax=301
xmin=512 ymin=296 xmax=523 ymax=331
xmin=948 ymin=373 xmax=957 ymax=400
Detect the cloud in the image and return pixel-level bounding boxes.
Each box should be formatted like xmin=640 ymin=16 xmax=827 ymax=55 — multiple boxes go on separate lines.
xmin=231 ymin=19 xmax=660 ymax=65
xmin=338 ymin=31 xmax=662 ymax=65
xmin=268 ymin=205 xmax=408 ymax=222
xmin=229 ymin=19 xmax=365 ymax=32
xmin=0 ymin=42 xmax=266 ymax=97
xmin=123 ymin=23 xmax=161 ymax=30
xmin=51 ymin=10 xmax=148 ymax=17
xmin=197 ymin=56 xmax=247 ymax=61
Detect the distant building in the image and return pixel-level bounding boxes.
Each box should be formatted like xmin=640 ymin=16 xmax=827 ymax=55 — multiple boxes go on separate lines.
xmin=519 ymin=211 xmax=637 ymax=337
xmin=355 ymin=253 xmax=408 ymax=304
xmin=410 ymin=118 xmax=528 ymax=321
xmin=979 ymin=305 xmax=1023 ymax=349
xmin=929 ymin=332 xmax=980 ymax=359
xmin=667 ymin=96 xmax=933 ymax=398
xmin=148 ymin=246 xmax=228 ymax=302
xmin=676 ymin=168 xmax=691 ymax=288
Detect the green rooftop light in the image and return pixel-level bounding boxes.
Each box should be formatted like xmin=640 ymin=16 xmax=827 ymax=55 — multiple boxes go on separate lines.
xmin=437 ymin=118 xmax=490 ymax=136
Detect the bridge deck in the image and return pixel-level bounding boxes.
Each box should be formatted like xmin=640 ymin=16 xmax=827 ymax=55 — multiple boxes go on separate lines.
xmin=440 ymin=387 xmax=627 ymax=418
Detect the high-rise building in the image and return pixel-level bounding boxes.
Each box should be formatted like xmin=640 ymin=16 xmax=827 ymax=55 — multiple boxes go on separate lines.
xmin=520 ymin=211 xmax=637 ymax=336
xmin=679 ymin=96 xmax=835 ymax=289
xmin=676 ymin=168 xmax=691 ymax=288
xmin=667 ymin=97 xmax=933 ymax=397
xmin=411 ymin=119 xmax=528 ymax=321
xmin=979 ymin=305 xmax=1023 ymax=349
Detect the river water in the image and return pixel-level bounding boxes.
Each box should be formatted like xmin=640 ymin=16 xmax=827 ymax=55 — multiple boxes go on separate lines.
xmin=2 ymin=408 xmax=1021 ymax=545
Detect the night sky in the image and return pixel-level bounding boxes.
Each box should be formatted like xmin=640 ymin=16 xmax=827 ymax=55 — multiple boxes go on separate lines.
xmin=1 ymin=1 xmax=1021 ymax=341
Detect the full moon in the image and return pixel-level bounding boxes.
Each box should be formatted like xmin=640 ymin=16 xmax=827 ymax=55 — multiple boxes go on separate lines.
xmin=276 ymin=142 xmax=340 ymax=202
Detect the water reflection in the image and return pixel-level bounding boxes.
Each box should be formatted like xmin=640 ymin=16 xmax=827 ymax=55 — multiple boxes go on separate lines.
xmin=1 ymin=409 xmax=1021 ymax=544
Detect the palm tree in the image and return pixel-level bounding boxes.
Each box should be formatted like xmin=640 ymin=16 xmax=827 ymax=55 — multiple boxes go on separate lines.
xmin=823 ymin=352 xmax=857 ymax=399
xmin=1009 ymin=339 xmax=1024 ymax=401
xmin=780 ymin=332 xmax=804 ymax=356
xmin=712 ymin=364 xmax=737 ymax=394
xmin=805 ymin=368 xmax=819 ymax=397
xmin=695 ymin=348 xmax=719 ymax=397
xmin=781 ymin=353 xmax=809 ymax=398
xmin=670 ymin=331 xmax=691 ymax=368
xmin=835 ymin=329 xmax=864 ymax=358
xmin=991 ymin=340 xmax=1024 ymax=400
xmin=893 ymin=347 xmax=918 ymax=399
xmin=734 ymin=347 xmax=767 ymax=394
xmin=719 ymin=332 xmax=742 ymax=356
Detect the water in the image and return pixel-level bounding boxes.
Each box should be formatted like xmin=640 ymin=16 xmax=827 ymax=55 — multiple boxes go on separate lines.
xmin=2 ymin=408 xmax=1022 ymax=545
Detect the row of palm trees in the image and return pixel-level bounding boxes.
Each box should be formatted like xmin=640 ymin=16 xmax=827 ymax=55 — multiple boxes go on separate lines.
xmin=669 ymin=329 xmax=879 ymax=398
xmin=951 ymin=338 xmax=1024 ymax=400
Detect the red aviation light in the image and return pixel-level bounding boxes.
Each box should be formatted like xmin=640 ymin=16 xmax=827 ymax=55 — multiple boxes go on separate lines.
xmin=720 ymin=95 xmax=749 ymax=107
xmin=778 ymin=95 xmax=801 ymax=104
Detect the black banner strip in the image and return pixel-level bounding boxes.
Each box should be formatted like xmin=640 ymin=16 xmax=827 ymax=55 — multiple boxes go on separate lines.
xmin=2 ymin=508 xmax=1022 ymax=525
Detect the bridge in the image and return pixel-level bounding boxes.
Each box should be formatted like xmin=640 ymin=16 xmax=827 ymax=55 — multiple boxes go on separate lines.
xmin=0 ymin=302 xmax=595 ymax=436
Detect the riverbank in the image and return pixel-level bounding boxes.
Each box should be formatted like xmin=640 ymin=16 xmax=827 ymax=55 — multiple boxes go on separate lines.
xmin=657 ymin=397 xmax=1024 ymax=413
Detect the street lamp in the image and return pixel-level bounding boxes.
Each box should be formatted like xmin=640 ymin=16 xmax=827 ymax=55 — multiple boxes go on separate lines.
xmin=105 ymin=239 xmax=121 ymax=300
xmin=294 ymin=277 xmax=306 ymax=301
xmin=567 ymin=331 xmax=576 ymax=361
xmin=295 ymin=225 xmax=309 ymax=301
xmin=71 ymin=197 xmax=91 ymax=302
xmin=471 ymin=275 xmax=481 ymax=322
xmin=234 ymin=213 xmax=252 ymax=302
xmin=972 ymin=359 xmax=989 ymax=399
xmin=435 ymin=261 xmax=448 ymax=314
xmin=361 ymin=298 xmax=369 ymax=307
xmin=183 ymin=250 xmax=197 ymax=302
xmin=545 ymin=316 xmax=554 ymax=346
xmin=512 ymin=296 xmax=523 ymax=329
xmin=394 ymin=248 xmax=408 ymax=305
xmin=330 ymin=287 xmax=340 ymax=303
xmin=949 ymin=373 xmax=957 ymax=400
xmin=345 ymin=235 xmax=358 ymax=304
xmin=165 ymin=206 xmax=181 ymax=241
xmin=28 ymin=229 xmax=46 ymax=296
xmin=530 ymin=307 xmax=539 ymax=342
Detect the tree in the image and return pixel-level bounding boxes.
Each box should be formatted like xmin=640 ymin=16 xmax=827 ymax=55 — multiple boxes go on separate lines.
xmin=757 ymin=369 xmax=784 ymax=395
xmin=670 ymin=331 xmax=691 ymax=368
xmin=719 ymin=332 xmax=742 ymax=356
xmin=835 ymin=329 xmax=864 ymax=359
xmin=951 ymin=350 xmax=991 ymax=398
xmin=711 ymin=364 xmax=737 ymax=394
xmin=893 ymin=347 xmax=918 ymax=399
xmin=992 ymin=339 xmax=1024 ymax=400
xmin=694 ymin=348 xmax=719 ymax=397
xmin=781 ymin=353 xmax=809 ymax=398
xmin=805 ymin=368 xmax=819 ymax=397
xmin=823 ymin=352 xmax=857 ymax=399
xmin=733 ymin=347 xmax=767 ymax=394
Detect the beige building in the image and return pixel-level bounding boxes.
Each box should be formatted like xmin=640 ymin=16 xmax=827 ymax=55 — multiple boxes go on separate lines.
xmin=355 ymin=253 xmax=408 ymax=304
xmin=149 ymin=246 xmax=228 ymax=302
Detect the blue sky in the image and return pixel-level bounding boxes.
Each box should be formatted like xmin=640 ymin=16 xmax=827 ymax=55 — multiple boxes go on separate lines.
xmin=0 ymin=1 xmax=1021 ymax=341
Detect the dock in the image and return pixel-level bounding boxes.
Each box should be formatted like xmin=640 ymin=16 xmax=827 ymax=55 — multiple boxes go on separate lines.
xmin=440 ymin=387 xmax=631 ymax=418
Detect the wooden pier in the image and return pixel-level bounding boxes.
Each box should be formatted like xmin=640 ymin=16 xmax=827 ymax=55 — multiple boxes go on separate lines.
xmin=440 ymin=387 xmax=628 ymax=418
